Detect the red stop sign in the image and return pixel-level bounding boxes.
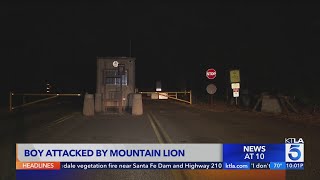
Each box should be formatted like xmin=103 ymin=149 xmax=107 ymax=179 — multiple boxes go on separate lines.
xmin=206 ymin=68 xmax=216 ymax=79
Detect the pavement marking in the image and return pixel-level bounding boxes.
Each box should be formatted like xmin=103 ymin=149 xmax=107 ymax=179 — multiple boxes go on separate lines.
xmin=46 ymin=114 xmax=74 ymax=128
xmin=149 ymin=111 xmax=173 ymax=143
xmin=27 ymin=113 xmax=75 ymax=139
xmin=147 ymin=113 xmax=164 ymax=143
xmin=49 ymin=115 xmax=74 ymax=127
xmin=53 ymin=114 xmax=74 ymax=123
xmin=147 ymin=111 xmax=186 ymax=180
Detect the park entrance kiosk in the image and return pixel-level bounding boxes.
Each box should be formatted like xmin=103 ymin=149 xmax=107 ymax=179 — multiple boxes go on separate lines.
xmin=96 ymin=57 xmax=136 ymax=113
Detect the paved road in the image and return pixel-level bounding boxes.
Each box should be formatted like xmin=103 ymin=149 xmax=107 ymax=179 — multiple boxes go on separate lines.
xmin=1 ymin=98 xmax=319 ymax=180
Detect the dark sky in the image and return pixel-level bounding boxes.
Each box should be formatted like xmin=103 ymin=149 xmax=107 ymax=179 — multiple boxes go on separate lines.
xmin=1 ymin=2 xmax=320 ymax=101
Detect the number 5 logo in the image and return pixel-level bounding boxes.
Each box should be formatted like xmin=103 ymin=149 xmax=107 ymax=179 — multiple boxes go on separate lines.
xmin=288 ymin=145 xmax=301 ymax=161
xmin=286 ymin=144 xmax=304 ymax=162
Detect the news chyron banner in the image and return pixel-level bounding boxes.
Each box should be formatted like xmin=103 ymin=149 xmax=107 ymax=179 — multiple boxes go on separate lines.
xmin=17 ymin=144 xmax=222 ymax=170
xmin=16 ymin=139 xmax=304 ymax=171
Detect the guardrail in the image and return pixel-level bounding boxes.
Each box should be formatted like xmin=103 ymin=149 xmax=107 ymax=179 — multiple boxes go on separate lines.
xmin=9 ymin=92 xmax=82 ymax=112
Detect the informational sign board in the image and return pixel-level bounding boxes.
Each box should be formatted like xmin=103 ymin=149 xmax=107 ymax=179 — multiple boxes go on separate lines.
xmin=206 ymin=68 xmax=217 ymax=79
xmin=231 ymin=83 xmax=240 ymax=89
xmin=206 ymin=84 xmax=217 ymax=94
xmin=230 ymin=70 xmax=240 ymax=83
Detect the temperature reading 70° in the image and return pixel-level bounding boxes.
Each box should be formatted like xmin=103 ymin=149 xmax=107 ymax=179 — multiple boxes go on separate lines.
xmin=273 ymin=163 xmax=283 ymax=169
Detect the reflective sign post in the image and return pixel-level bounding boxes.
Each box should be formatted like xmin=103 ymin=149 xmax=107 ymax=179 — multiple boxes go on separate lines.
xmin=230 ymin=69 xmax=240 ymax=106
xmin=233 ymin=88 xmax=240 ymax=106
xmin=207 ymin=84 xmax=217 ymax=106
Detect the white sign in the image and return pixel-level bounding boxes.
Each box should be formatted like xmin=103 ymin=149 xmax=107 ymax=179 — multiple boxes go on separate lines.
xmin=113 ymin=61 xmax=119 ymax=67
xmin=206 ymin=84 xmax=217 ymax=95
xmin=156 ymin=81 xmax=161 ymax=92
xmin=233 ymin=88 xmax=239 ymax=97
xmin=231 ymin=83 xmax=240 ymax=89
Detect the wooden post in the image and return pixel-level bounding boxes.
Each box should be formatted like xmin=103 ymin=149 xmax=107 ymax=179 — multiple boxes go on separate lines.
xmin=253 ymin=97 xmax=262 ymax=111
xmin=284 ymin=97 xmax=298 ymax=113
xmin=190 ymin=90 xmax=192 ymax=105
xmin=23 ymin=96 xmax=26 ymax=104
xmin=96 ymin=59 xmax=102 ymax=94
xmin=279 ymin=96 xmax=289 ymax=115
xmin=9 ymin=92 xmax=12 ymax=112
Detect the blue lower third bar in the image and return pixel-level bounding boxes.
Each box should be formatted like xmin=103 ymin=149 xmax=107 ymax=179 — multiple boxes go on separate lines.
xmin=223 ymin=162 xmax=250 ymax=170
xmin=286 ymin=162 xmax=304 ymax=170
xmin=270 ymin=162 xmax=286 ymax=170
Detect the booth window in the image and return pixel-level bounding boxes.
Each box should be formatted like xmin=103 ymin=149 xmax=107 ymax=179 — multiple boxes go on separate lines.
xmin=104 ymin=69 xmax=128 ymax=85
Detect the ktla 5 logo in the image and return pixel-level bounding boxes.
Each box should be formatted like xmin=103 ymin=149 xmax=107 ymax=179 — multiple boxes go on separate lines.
xmin=285 ymin=144 xmax=304 ymax=162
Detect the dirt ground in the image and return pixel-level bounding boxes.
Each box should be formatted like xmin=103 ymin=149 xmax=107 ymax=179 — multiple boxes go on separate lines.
xmin=177 ymin=100 xmax=320 ymax=127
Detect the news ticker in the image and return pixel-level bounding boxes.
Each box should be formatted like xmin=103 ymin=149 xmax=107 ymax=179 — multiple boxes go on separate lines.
xmin=19 ymin=162 xmax=304 ymax=170
xmin=16 ymin=138 xmax=304 ymax=171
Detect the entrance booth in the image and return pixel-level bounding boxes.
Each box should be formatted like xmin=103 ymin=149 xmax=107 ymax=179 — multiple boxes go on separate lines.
xmin=96 ymin=57 xmax=136 ymax=113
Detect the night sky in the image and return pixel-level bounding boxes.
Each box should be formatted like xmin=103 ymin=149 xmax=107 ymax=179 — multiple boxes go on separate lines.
xmin=1 ymin=2 xmax=320 ymax=105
